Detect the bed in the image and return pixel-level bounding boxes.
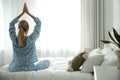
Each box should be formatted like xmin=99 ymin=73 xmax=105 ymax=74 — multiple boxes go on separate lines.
xmin=0 ymin=57 xmax=93 ymax=80
xmin=0 ymin=45 xmax=118 ymax=80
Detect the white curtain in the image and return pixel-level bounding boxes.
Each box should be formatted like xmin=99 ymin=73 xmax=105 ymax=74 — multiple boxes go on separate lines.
xmin=0 ymin=0 xmax=81 ymax=66
xmin=113 ymin=0 xmax=120 ymax=30
xmin=81 ymin=0 xmax=105 ymax=50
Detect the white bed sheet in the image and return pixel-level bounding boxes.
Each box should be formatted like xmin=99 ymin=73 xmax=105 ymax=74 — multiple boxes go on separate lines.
xmin=0 ymin=57 xmax=93 ymax=80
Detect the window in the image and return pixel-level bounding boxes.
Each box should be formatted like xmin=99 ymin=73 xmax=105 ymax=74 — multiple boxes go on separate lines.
xmin=35 ymin=0 xmax=81 ymax=53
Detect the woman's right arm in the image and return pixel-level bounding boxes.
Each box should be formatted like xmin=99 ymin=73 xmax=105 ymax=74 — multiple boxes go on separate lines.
xmin=9 ymin=18 xmax=18 ymax=42
xmin=29 ymin=17 xmax=41 ymax=42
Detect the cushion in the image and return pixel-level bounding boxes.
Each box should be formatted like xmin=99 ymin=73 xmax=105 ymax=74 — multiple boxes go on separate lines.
xmin=101 ymin=53 xmax=118 ymax=66
xmin=101 ymin=48 xmax=118 ymax=66
xmin=89 ymin=48 xmax=101 ymax=57
xmin=81 ymin=49 xmax=104 ymax=73
xmin=101 ymin=47 xmax=113 ymax=55
xmin=67 ymin=52 xmax=88 ymax=72
xmin=115 ymin=50 xmax=120 ymax=68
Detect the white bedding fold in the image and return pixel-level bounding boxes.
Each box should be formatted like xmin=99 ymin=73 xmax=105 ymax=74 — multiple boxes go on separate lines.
xmin=0 ymin=57 xmax=93 ymax=80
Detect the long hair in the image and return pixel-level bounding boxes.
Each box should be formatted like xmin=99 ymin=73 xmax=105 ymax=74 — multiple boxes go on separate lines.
xmin=18 ymin=20 xmax=29 ymax=46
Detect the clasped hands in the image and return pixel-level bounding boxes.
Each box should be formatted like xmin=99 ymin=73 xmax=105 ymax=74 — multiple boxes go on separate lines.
xmin=22 ymin=3 xmax=29 ymax=15
xmin=17 ymin=3 xmax=35 ymax=19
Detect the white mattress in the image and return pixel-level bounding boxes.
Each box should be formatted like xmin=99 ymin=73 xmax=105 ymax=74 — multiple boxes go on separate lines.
xmin=0 ymin=57 xmax=93 ymax=80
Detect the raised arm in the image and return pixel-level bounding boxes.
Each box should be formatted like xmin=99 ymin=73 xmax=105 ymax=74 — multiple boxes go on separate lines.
xmin=16 ymin=5 xmax=25 ymax=19
xmin=9 ymin=4 xmax=25 ymax=43
xmin=23 ymin=3 xmax=41 ymax=41
xmin=17 ymin=11 xmax=24 ymax=19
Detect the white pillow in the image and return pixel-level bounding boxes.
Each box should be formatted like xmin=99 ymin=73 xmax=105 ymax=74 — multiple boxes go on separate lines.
xmin=89 ymin=48 xmax=101 ymax=57
xmin=90 ymin=48 xmax=101 ymax=53
xmin=101 ymin=49 xmax=118 ymax=66
xmin=81 ymin=54 xmax=104 ymax=73
xmin=101 ymin=47 xmax=113 ymax=55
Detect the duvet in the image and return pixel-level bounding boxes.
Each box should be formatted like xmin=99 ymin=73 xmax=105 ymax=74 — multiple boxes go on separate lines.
xmin=0 ymin=57 xmax=93 ymax=80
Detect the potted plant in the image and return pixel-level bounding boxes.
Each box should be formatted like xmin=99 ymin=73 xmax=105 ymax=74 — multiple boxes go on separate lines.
xmin=101 ymin=28 xmax=120 ymax=68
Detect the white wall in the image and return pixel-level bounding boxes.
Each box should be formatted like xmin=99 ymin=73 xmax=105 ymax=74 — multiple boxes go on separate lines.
xmin=113 ymin=0 xmax=120 ymax=32
xmin=104 ymin=0 xmax=120 ymax=39
xmin=103 ymin=0 xmax=113 ymax=40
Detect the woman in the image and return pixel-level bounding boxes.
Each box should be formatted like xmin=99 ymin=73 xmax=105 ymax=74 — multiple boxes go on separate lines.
xmin=9 ymin=3 xmax=50 ymax=72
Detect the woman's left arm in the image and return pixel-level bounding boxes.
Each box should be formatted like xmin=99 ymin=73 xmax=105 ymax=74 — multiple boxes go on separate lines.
xmin=17 ymin=4 xmax=25 ymax=19
xmin=9 ymin=5 xmax=25 ymax=42
xmin=9 ymin=17 xmax=18 ymax=43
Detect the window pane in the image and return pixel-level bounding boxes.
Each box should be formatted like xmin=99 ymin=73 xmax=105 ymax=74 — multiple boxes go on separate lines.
xmin=35 ymin=0 xmax=81 ymax=52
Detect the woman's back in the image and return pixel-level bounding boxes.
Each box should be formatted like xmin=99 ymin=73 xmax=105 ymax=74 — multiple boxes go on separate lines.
xmin=9 ymin=3 xmax=50 ymax=72
xmin=9 ymin=17 xmax=40 ymax=72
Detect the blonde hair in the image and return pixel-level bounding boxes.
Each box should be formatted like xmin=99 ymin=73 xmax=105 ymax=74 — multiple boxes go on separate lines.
xmin=18 ymin=20 xmax=29 ymax=46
